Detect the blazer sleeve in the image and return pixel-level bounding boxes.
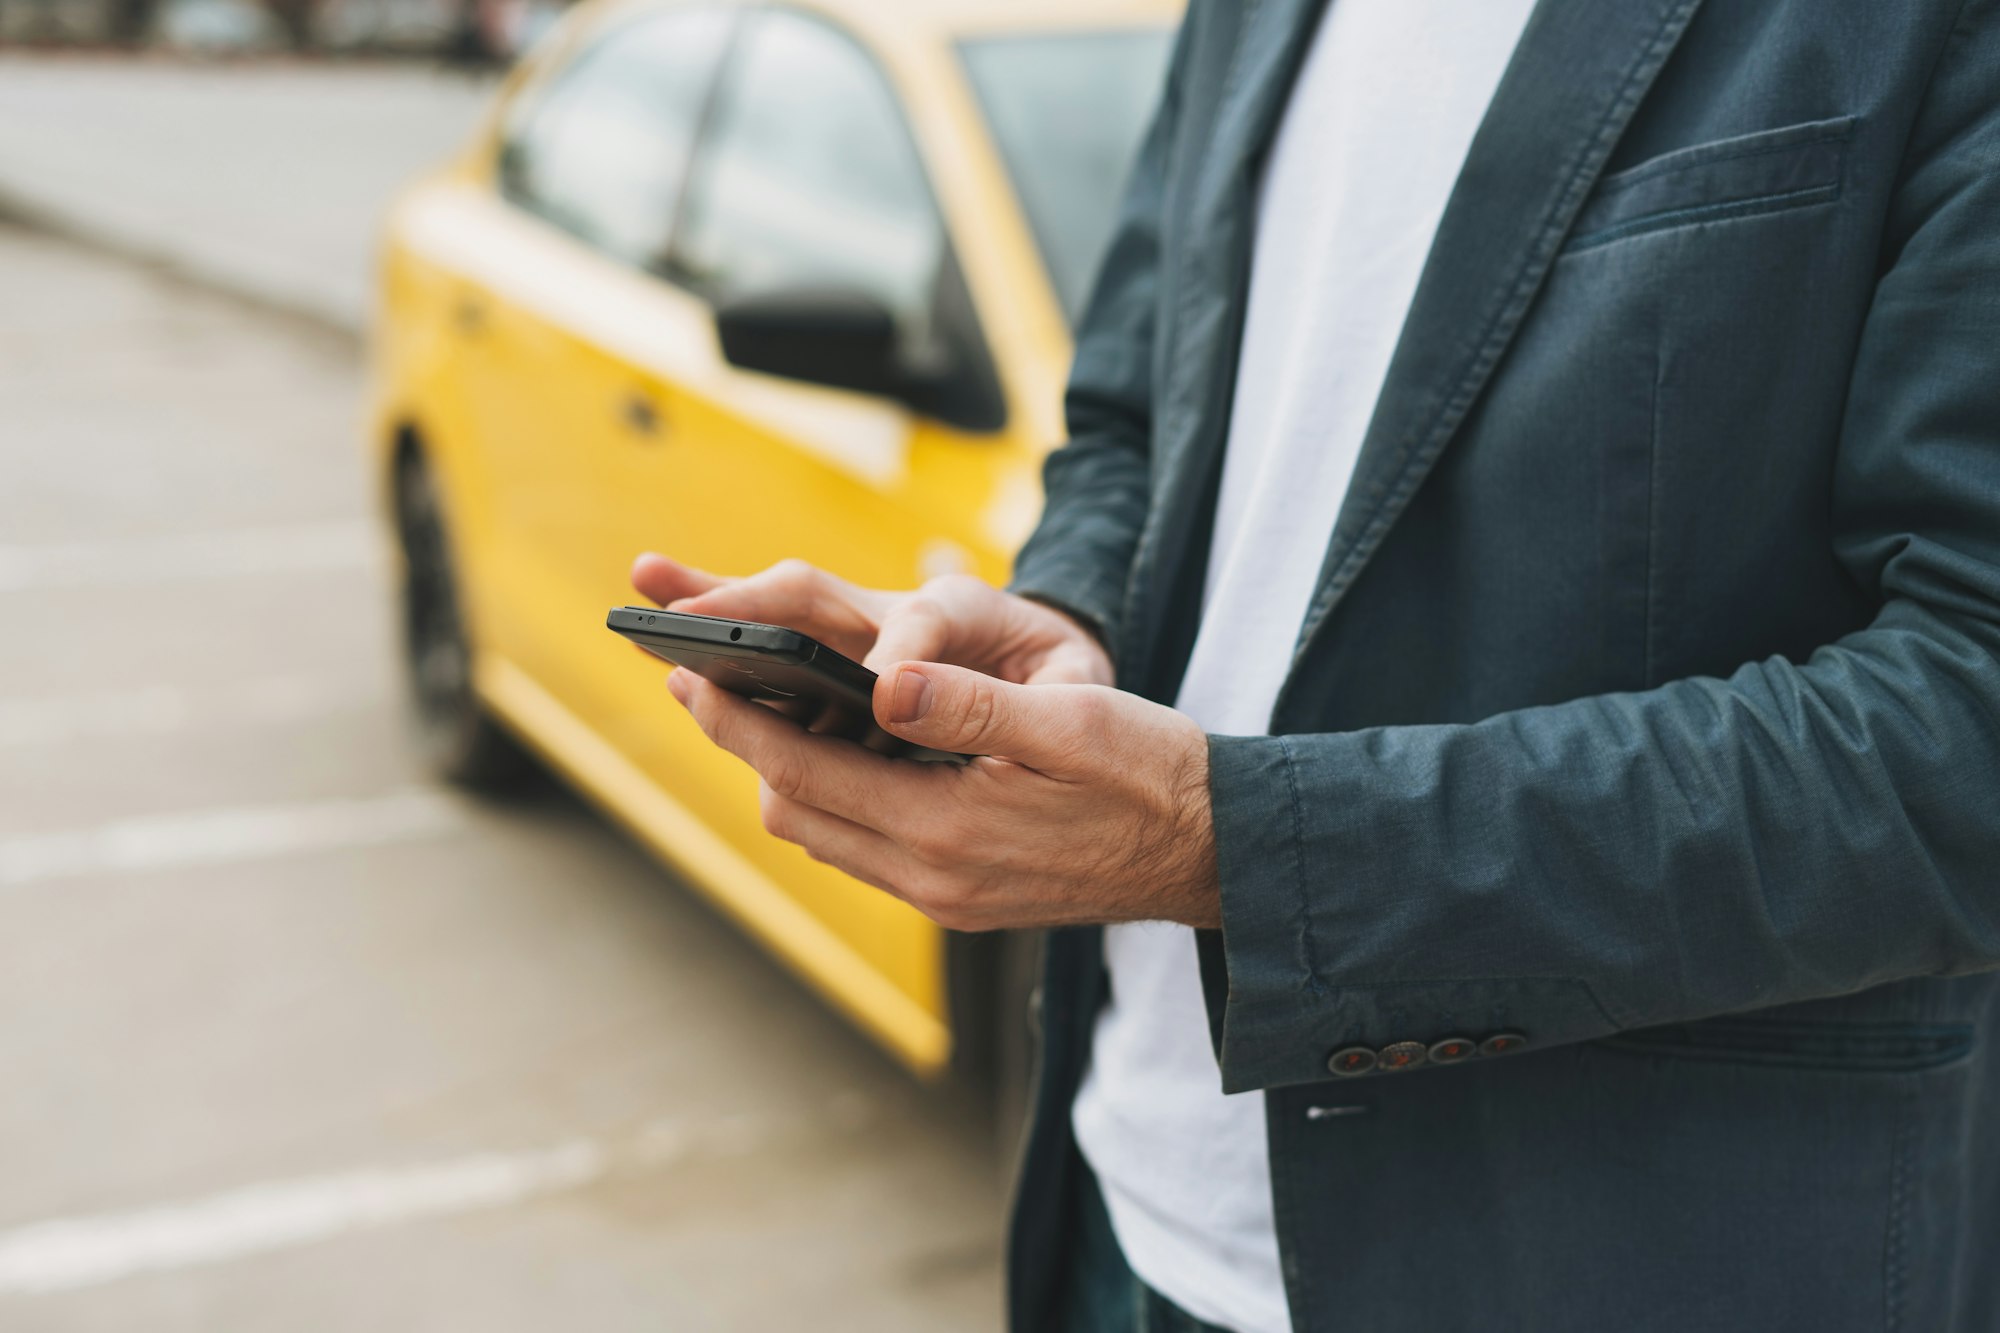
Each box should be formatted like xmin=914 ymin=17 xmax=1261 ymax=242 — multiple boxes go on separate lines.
xmin=1005 ymin=11 xmax=1193 ymax=653
xmin=1204 ymin=8 xmax=2000 ymax=1093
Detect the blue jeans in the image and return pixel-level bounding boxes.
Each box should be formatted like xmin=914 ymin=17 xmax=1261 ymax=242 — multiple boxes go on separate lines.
xmin=1057 ymin=1159 xmax=1240 ymax=1333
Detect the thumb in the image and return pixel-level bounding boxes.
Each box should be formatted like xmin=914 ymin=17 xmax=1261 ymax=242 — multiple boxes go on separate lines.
xmin=875 ymin=662 xmax=1099 ymax=768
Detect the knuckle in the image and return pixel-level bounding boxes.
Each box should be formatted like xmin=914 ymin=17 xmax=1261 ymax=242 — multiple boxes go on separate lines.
xmin=927 ymin=574 xmax=993 ymax=621
xmin=920 ymin=880 xmax=986 ymax=933
xmin=761 ymin=751 xmax=811 ymax=802
xmin=872 ymin=598 xmax=946 ymax=667
xmin=685 ymin=689 xmax=722 ymax=739
xmin=895 ymin=594 xmax=944 ymax=632
xmin=708 ymin=700 xmax=746 ymax=749
xmin=759 ymin=792 xmax=791 ymax=840
xmin=1051 ymin=688 xmax=1113 ymax=762
xmin=1069 ymin=686 xmax=1113 ymax=731
xmin=901 ymin=822 xmax=952 ymax=865
xmin=904 ymin=871 xmax=957 ymax=915
xmin=771 ymin=557 xmax=815 ymax=584
xmin=769 ymin=558 xmax=840 ymax=623
xmin=921 ymin=573 xmax=977 ymax=601
xmin=950 ymin=678 xmax=1001 ymax=743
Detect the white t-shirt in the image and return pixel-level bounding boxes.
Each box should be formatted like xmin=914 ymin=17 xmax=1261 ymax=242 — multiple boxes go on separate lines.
xmin=1068 ymin=4 xmax=1538 ymax=1329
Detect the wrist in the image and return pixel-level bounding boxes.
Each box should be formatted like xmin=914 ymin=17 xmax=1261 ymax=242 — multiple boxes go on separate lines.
xmin=1163 ymin=728 xmax=1221 ymax=928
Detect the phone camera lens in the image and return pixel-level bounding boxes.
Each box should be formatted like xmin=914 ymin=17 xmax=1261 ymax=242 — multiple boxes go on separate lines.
xmin=729 ymin=628 xmax=743 ymax=642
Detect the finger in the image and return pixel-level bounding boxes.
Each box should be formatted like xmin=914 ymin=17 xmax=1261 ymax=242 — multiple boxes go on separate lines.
xmin=758 ymin=786 xmax=929 ymax=902
xmin=671 ymin=669 xmax=940 ymax=828
xmin=631 ymin=553 xmax=725 ymax=606
xmin=1023 ymin=639 xmax=1117 ymax=687
xmin=673 ymin=559 xmax=894 ymax=661
xmin=861 ymin=576 xmax=1000 ymax=675
xmin=873 ymin=662 xmax=1108 ymax=774
xmin=861 ymin=599 xmax=954 ymax=676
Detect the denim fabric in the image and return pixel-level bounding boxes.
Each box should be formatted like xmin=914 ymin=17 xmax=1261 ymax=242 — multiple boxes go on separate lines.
xmin=1057 ymin=1157 xmax=1236 ymax=1333
xmin=1006 ymin=1 xmax=2000 ymax=1331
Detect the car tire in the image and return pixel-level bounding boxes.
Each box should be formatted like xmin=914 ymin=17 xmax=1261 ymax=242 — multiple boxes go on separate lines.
xmin=393 ymin=446 xmax=535 ymax=793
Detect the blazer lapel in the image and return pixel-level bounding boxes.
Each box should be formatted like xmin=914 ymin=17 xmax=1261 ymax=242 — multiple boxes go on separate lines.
xmin=1120 ymin=0 xmax=1328 ymax=693
xmin=1208 ymin=0 xmax=1329 ymax=171
xmin=1278 ymin=0 xmax=1706 ymax=694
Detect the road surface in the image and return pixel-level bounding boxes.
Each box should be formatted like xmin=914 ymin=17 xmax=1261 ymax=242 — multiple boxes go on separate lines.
xmin=0 ymin=222 xmax=1004 ymax=1332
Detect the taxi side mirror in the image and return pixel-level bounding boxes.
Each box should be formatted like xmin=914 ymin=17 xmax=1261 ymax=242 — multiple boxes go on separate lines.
xmin=714 ymin=287 xmax=901 ymax=400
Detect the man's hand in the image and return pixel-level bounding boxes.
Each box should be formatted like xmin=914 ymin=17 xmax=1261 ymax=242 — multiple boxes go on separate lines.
xmin=660 ymin=644 xmax=1219 ymax=932
xmin=630 ymin=553 xmax=1113 ymax=688
xmin=630 ymin=553 xmax=1212 ymax=928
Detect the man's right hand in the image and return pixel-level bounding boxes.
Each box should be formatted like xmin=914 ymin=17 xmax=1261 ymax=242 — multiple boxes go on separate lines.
xmin=629 ymin=553 xmax=1115 ymax=688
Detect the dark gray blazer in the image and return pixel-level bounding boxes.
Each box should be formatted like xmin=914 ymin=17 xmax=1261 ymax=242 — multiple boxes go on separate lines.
xmin=1006 ymin=1 xmax=2000 ymax=1329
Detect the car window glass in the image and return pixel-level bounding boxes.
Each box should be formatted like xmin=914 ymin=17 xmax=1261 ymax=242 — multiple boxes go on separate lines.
xmin=671 ymin=11 xmax=943 ymax=340
xmin=960 ymin=29 xmax=1173 ymax=326
xmin=500 ymin=7 xmax=733 ymax=269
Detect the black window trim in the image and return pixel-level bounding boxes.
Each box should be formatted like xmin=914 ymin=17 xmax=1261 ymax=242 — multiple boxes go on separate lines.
xmin=495 ymin=1 xmax=1008 ymax=433
xmin=663 ymin=3 xmax=1007 ymax=433
xmin=495 ymin=2 xmax=743 ymax=267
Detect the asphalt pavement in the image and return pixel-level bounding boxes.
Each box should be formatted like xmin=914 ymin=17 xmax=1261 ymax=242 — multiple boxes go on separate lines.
xmin=0 ymin=210 xmax=1003 ymax=1330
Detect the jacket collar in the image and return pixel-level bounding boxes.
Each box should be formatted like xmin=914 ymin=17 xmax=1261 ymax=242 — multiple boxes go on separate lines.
xmin=1268 ymin=0 xmax=1707 ymax=700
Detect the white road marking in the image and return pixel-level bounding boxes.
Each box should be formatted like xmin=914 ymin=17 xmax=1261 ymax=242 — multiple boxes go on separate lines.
xmin=0 ymin=789 xmax=463 ymax=888
xmin=0 ymin=521 xmax=379 ymax=592
xmin=0 ymin=676 xmax=382 ymax=748
xmin=0 ymin=1100 xmax=872 ymax=1297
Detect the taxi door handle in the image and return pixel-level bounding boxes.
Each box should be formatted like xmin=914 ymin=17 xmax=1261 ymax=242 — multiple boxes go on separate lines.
xmin=619 ymin=391 xmax=666 ymax=439
xmin=450 ymin=294 xmax=488 ymax=338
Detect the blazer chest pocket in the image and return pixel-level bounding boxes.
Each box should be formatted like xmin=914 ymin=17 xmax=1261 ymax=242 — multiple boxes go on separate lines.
xmin=1565 ymin=115 xmax=1856 ymax=253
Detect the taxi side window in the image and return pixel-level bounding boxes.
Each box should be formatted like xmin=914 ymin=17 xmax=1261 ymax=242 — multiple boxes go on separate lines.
xmin=667 ymin=10 xmax=946 ymax=346
xmin=498 ymin=7 xmax=734 ymax=270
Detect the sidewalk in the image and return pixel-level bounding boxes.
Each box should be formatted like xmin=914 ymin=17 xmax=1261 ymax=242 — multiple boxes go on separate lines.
xmin=0 ymin=53 xmax=496 ymax=332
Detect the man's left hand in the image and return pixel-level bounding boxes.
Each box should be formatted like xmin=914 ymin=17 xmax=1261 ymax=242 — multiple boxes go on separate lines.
xmin=666 ymin=661 xmax=1220 ymax=931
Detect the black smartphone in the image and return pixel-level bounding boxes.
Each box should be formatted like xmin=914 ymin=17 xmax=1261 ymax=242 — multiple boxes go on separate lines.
xmin=606 ymin=607 xmax=966 ymax=763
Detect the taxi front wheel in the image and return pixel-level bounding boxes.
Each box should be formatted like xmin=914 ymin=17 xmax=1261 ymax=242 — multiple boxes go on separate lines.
xmin=393 ymin=447 xmax=534 ymax=792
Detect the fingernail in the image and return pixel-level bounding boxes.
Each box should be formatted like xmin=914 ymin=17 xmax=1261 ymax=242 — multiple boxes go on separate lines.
xmin=667 ymin=669 xmax=691 ymax=704
xmin=890 ymin=667 xmax=932 ymax=724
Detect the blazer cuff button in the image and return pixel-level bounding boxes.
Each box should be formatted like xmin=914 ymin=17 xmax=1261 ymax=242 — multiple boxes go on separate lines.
xmin=1428 ymin=1037 xmax=1477 ymax=1064
xmin=1327 ymin=1046 xmax=1378 ymax=1077
xmin=1376 ymin=1041 xmax=1429 ymax=1072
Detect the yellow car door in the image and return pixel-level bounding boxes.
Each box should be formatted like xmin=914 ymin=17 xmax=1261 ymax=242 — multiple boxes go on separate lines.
xmin=577 ymin=8 xmax=1031 ymax=1061
xmin=457 ymin=4 xmax=737 ymax=707
xmin=374 ymin=0 xmax=1182 ymax=1077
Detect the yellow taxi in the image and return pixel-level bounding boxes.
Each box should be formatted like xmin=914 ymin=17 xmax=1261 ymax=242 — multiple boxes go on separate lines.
xmin=366 ymin=0 xmax=1179 ymax=1102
